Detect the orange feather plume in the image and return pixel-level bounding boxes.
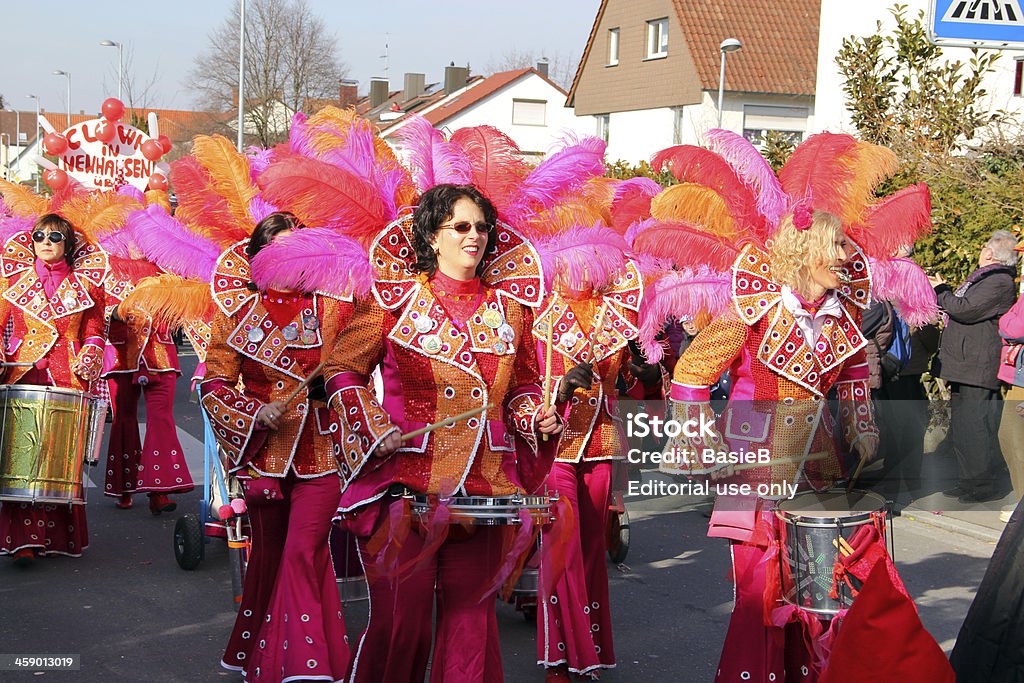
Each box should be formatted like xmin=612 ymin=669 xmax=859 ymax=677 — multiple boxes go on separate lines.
xmin=146 ymin=189 xmax=171 ymax=212
xmin=842 ymin=141 xmax=900 ymax=225
xmin=119 ymin=274 xmax=213 ymax=330
xmin=778 ymin=133 xmax=860 ymax=220
xmin=0 ymin=179 xmax=46 ymax=217
xmin=521 ymin=177 xmax=616 ymax=238
xmin=649 ymin=183 xmax=738 ymax=240
xmin=191 ymin=134 xmax=258 ymax=231
xmin=57 ymin=191 xmax=142 ymax=242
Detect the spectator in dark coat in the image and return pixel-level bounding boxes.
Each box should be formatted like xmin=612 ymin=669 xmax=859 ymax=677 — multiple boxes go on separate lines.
xmin=928 ymin=230 xmax=1018 ymax=503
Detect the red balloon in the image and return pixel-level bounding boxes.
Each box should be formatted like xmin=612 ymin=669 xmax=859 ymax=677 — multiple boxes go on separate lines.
xmin=158 ymin=134 xmax=172 ymax=154
xmin=141 ymin=139 xmax=164 ymax=161
xmin=42 ymin=132 xmax=68 ymax=156
xmin=217 ymin=504 xmax=234 ymax=521
xmin=148 ymin=172 xmax=169 ymax=192
xmin=101 ymin=97 xmax=125 ymax=122
xmin=43 ymin=168 xmax=69 ymax=190
xmin=95 ymin=119 xmax=117 ymax=144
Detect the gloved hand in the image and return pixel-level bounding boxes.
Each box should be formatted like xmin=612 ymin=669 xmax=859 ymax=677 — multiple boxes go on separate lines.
xmin=627 ymin=341 xmax=661 ymax=387
xmin=557 ymin=362 xmax=594 ymax=403
xmin=72 ymin=344 xmax=103 ymax=381
xmin=307 ymin=375 xmax=327 ymax=402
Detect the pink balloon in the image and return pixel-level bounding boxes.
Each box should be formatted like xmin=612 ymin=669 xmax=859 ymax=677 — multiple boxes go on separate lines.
xmin=230 ymin=498 xmax=247 ymax=515
xmin=147 ymin=172 xmax=169 ymax=192
xmin=158 ymin=134 xmax=172 ymax=154
xmin=218 ymin=504 xmax=234 ymax=521
xmin=141 ymin=139 xmax=164 ymax=161
xmin=42 ymin=132 xmax=68 ymax=156
xmin=43 ymin=168 xmax=69 ymax=190
xmin=95 ymin=119 xmax=116 ymax=144
xmin=101 ymin=97 xmax=125 ymax=122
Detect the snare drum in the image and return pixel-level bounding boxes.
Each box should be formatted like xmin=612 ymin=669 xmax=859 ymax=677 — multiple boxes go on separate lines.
xmin=408 ymin=493 xmax=557 ymax=526
xmin=776 ymin=489 xmax=891 ymax=616
xmin=330 ymin=526 xmax=368 ymax=604
xmin=0 ymin=384 xmax=103 ymax=504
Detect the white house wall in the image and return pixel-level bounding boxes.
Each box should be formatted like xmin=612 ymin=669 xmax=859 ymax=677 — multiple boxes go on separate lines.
xmin=438 ymin=73 xmax=592 ymax=155
xmin=604 ymin=107 xmax=678 ymax=163
xmin=814 ymin=0 xmax=1024 ymax=135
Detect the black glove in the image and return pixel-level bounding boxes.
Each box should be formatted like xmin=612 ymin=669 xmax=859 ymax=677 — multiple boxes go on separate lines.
xmin=307 ymin=375 xmax=327 ymax=402
xmin=627 ymin=341 xmax=661 ymax=387
xmin=557 ymin=362 xmax=594 ymax=403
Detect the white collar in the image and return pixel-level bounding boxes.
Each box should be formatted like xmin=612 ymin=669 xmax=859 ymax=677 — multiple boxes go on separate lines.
xmin=780 ymin=286 xmax=845 ymax=347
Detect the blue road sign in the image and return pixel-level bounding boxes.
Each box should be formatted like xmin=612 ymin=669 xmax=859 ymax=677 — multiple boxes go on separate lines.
xmin=931 ymin=0 xmax=1024 ymax=48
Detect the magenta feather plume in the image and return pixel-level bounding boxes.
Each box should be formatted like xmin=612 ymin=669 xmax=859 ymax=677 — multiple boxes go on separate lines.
xmin=705 ymin=129 xmax=787 ymax=227
xmin=535 ymin=224 xmax=628 ymax=292
xmin=248 ymin=196 xmax=281 ymax=224
xmin=287 ymin=112 xmax=315 ymax=158
xmin=127 ymin=205 xmax=221 ymax=281
xmin=117 ymin=184 xmax=145 ymax=202
xmin=634 ymin=251 xmax=676 ymax=279
xmin=0 ymin=216 xmax=33 ymax=245
xmin=610 ymin=178 xmax=661 ymax=234
xmin=396 ymin=114 xmax=473 ymax=192
xmin=100 ymin=229 xmax=144 ymax=260
xmin=505 ymin=137 xmax=607 ymax=223
xmin=627 ymin=218 xmax=739 ymax=272
xmin=869 ymin=257 xmax=940 ymax=327
xmin=249 ymin=227 xmax=374 ymax=298
xmin=848 ymin=184 xmax=932 ymax=259
xmin=638 ymin=267 xmax=732 ymax=361
xmin=246 ymin=146 xmax=274 ymax=183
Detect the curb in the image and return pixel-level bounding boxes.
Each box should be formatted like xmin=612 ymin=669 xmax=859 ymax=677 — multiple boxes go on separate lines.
xmin=901 ymin=506 xmax=1003 ymax=544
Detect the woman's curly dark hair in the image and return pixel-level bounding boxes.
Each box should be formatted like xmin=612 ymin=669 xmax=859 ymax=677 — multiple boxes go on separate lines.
xmin=246 ymin=211 xmax=302 ymax=260
xmin=34 ymin=213 xmax=76 ymax=268
xmin=410 ymin=184 xmax=498 ymax=277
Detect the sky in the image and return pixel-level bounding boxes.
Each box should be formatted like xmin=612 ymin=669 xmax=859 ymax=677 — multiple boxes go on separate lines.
xmin=2 ymin=0 xmax=601 ymax=116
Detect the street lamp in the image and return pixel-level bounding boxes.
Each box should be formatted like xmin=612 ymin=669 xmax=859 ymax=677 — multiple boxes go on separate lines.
xmin=26 ymin=94 xmax=39 ymax=192
xmin=6 ymin=108 xmax=20 ymax=181
xmin=100 ymin=40 xmax=124 ymax=101
xmin=237 ymin=0 xmax=246 ymax=151
xmin=717 ymin=38 xmax=742 ymax=128
xmin=52 ymin=70 xmax=72 ymax=131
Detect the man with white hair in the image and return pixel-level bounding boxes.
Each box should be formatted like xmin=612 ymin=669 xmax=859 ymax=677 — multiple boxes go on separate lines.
xmin=929 ymin=230 xmax=1018 ymax=503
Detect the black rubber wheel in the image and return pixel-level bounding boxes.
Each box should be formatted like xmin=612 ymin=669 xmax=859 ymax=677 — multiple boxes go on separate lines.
xmin=174 ymin=514 xmax=204 ymax=570
xmin=607 ymin=508 xmax=630 ymax=564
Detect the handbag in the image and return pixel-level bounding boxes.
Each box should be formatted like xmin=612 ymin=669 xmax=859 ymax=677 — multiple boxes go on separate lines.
xmin=1001 ymin=343 xmax=1024 ymax=388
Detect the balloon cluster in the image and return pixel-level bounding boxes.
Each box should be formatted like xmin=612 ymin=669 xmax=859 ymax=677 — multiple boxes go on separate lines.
xmin=41 ymin=97 xmax=172 ymax=192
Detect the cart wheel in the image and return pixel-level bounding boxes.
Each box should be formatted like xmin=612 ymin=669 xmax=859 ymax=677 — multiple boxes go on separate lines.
xmin=607 ymin=508 xmax=630 ymax=564
xmin=174 ymin=514 xmax=204 ymax=570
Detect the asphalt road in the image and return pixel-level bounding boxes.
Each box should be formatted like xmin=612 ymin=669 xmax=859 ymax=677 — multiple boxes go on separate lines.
xmin=0 ymin=354 xmax=1000 ymax=682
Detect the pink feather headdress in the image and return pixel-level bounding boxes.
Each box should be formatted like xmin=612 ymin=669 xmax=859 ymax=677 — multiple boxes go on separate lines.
xmin=249 ymin=227 xmax=374 ymax=299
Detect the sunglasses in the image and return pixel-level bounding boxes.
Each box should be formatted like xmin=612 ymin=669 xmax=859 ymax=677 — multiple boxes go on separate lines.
xmin=32 ymin=230 xmax=66 ymax=244
xmin=438 ymin=221 xmax=494 ymax=235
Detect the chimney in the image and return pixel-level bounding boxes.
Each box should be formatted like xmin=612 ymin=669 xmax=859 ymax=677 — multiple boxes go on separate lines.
xmin=536 ymin=58 xmax=550 ymax=78
xmin=369 ymin=78 xmax=389 ymax=109
xmin=339 ymin=79 xmax=359 ymax=109
xmin=443 ymin=63 xmax=470 ymax=94
xmin=403 ymin=73 xmax=426 ymax=101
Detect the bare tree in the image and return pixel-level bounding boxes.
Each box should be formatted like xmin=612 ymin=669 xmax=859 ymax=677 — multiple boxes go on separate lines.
xmin=103 ymin=46 xmax=163 ymax=129
xmin=485 ymin=49 xmax=577 ymax=90
xmin=189 ymin=0 xmax=349 ymax=146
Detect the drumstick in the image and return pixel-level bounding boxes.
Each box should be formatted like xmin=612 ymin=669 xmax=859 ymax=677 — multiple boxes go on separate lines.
xmin=582 ymin=300 xmax=610 ymax=364
xmin=846 ymin=457 xmax=868 ymax=492
xmin=541 ymin=317 xmax=554 ymax=442
xmin=401 ymin=404 xmax=494 ymax=442
xmin=0 ymin=361 xmax=36 ymax=368
xmin=730 ymin=450 xmax=831 ymax=473
xmin=282 ymin=360 xmax=327 ymax=407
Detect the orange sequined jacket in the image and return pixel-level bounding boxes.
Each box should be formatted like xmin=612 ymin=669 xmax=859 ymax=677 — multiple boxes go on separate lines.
xmin=534 ymin=259 xmax=662 ymax=463
xmin=0 ymin=231 xmax=108 ymax=390
xmin=200 ymin=242 xmax=354 ymax=478
xmin=664 ymin=245 xmax=877 ymax=490
xmin=102 ymin=272 xmax=179 ymax=376
xmin=325 ymin=217 xmax=554 ymax=511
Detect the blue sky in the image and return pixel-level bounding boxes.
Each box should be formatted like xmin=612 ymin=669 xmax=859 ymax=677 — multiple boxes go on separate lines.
xmin=4 ymin=0 xmax=600 ymax=115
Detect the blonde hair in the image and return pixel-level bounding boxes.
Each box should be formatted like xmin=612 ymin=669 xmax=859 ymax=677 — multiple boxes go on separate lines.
xmin=769 ymin=210 xmax=843 ymax=292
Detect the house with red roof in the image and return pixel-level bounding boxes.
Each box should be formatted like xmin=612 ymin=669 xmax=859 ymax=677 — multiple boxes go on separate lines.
xmin=567 ymin=0 xmax=819 ymax=162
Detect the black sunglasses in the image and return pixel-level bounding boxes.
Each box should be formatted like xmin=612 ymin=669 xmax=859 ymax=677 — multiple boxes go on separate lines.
xmin=32 ymin=230 xmax=66 ymax=244
xmin=438 ymin=221 xmax=494 ymax=235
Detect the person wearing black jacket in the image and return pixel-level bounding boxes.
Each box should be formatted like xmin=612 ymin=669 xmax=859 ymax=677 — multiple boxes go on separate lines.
xmin=928 ymin=230 xmax=1018 ymax=503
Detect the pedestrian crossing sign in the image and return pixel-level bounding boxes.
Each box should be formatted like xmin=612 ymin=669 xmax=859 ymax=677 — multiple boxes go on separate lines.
xmin=931 ymin=0 xmax=1024 ymax=48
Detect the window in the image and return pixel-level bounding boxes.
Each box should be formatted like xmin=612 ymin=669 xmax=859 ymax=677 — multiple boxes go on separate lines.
xmin=607 ymin=28 xmax=620 ymax=66
xmin=596 ymin=114 xmax=610 ymax=143
xmin=646 ymin=18 xmax=668 ymax=59
xmin=742 ymin=105 xmax=809 ymax=146
xmin=672 ymin=107 xmax=685 ymax=144
xmin=1015 ymin=59 xmax=1023 ymax=96
xmin=512 ymin=99 xmax=547 ymax=126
